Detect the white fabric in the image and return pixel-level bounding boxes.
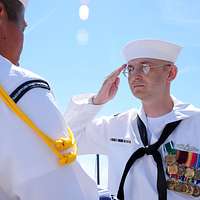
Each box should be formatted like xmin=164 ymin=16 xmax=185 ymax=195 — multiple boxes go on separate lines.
xmin=0 ymin=55 xmax=98 ymax=200
xmin=122 ymin=39 xmax=182 ymax=63
xmin=18 ymin=0 xmax=27 ymax=7
xmin=65 ymin=93 xmax=200 ymax=200
xmin=147 ymin=110 xmax=174 ymax=139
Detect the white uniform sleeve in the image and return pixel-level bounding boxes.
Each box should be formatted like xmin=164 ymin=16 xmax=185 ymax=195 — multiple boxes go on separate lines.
xmin=17 ymin=89 xmax=66 ymax=140
xmin=0 ymin=61 xmax=98 ymax=199
xmin=64 ymin=93 xmax=111 ymax=155
xmin=9 ymin=89 xmax=98 ymax=200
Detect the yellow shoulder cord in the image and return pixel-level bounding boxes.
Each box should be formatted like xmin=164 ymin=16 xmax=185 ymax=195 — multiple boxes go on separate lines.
xmin=0 ymin=85 xmax=77 ymax=166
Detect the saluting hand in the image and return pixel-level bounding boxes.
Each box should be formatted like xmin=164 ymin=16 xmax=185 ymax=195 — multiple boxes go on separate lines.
xmin=92 ymin=65 xmax=126 ymax=105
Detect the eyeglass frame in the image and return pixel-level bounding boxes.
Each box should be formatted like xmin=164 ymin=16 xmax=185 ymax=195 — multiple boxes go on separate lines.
xmin=122 ymin=62 xmax=172 ymax=78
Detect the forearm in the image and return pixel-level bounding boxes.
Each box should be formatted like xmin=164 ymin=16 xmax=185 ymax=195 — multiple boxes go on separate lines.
xmin=64 ymin=93 xmax=109 ymax=154
xmin=64 ymin=93 xmax=102 ymax=133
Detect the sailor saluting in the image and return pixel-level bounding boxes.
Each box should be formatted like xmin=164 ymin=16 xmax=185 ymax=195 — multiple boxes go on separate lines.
xmin=0 ymin=0 xmax=98 ymax=199
xmin=65 ymin=39 xmax=200 ymax=200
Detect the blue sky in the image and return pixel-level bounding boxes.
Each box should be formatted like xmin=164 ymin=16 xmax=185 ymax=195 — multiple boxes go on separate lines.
xmin=21 ymin=0 xmax=200 ymax=116
xmin=20 ymin=0 xmax=200 ymax=188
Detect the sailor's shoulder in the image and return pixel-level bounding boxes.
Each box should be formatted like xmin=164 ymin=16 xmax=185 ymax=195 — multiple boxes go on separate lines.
xmin=10 ymin=65 xmax=45 ymax=82
xmin=6 ymin=65 xmax=50 ymax=93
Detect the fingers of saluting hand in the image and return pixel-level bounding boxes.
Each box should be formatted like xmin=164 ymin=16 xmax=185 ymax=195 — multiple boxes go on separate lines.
xmin=94 ymin=66 xmax=124 ymax=104
xmin=109 ymin=77 xmax=120 ymax=97
xmin=104 ymin=64 xmax=126 ymax=84
xmin=110 ymin=65 xmax=126 ymax=78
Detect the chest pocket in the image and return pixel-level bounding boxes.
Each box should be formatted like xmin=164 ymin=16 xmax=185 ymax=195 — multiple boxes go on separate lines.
xmin=163 ymin=141 xmax=200 ymax=197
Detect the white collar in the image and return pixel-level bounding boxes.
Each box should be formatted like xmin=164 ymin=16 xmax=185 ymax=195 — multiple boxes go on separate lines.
xmin=0 ymin=54 xmax=13 ymax=84
xmin=138 ymin=96 xmax=200 ymax=127
xmin=0 ymin=54 xmax=12 ymax=63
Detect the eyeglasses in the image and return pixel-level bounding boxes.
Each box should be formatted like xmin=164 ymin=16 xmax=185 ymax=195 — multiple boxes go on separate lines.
xmin=122 ymin=63 xmax=170 ymax=78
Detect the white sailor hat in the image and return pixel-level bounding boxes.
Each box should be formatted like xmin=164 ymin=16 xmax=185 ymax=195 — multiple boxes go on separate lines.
xmin=122 ymin=39 xmax=182 ymax=63
xmin=18 ymin=0 xmax=28 ymax=8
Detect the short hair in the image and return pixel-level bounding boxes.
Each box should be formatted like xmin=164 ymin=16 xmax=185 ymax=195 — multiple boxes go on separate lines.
xmin=0 ymin=0 xmax=24 ymax=22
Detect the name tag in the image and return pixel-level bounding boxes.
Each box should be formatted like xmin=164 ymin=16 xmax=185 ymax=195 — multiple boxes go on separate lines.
xmin=110 ymin=137 xmax=131 ymax=144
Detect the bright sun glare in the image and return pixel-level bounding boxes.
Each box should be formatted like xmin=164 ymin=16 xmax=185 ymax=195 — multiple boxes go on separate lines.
xmin=79 ymin=5 xmax=89 ymax=21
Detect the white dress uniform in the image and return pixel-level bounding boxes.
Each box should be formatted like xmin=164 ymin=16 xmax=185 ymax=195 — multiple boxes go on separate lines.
xmin=0 ymin=55 xmax=99 ymax=200
xmin=64 ymin=93 xmax=200 ymax=200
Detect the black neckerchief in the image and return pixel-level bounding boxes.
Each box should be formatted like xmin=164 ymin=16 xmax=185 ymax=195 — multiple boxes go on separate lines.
xmin=117 ymin=115 xmax=182 ymax=200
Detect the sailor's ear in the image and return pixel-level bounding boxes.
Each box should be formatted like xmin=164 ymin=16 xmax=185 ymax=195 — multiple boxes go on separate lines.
xmin=167 ymin=65 xmax=177 ymax=81
xmin=0 ymin=2 xmax=8 ymax=23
